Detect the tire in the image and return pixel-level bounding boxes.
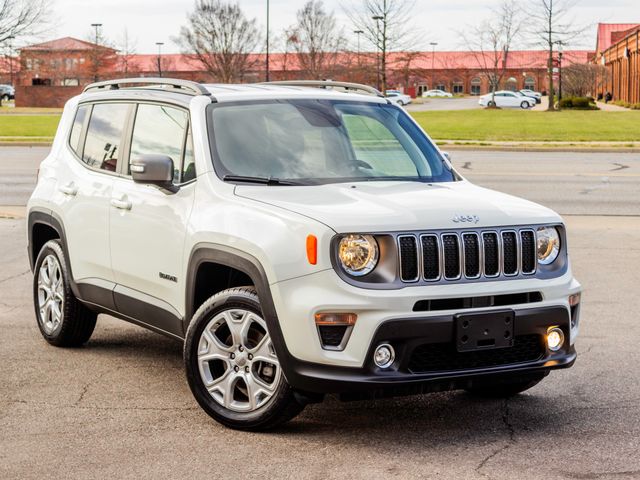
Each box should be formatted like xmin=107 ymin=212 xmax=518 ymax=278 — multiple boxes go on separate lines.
xmin=465 ymin=372 xmax=547 ymax=398
xmin=521 ymin=101 xmax=530 ymax=109
xmin=488 ymin=101 xmax=496 ymax=107
xmin=33 ymin=240 xmax=97 ymax=347
xmin=1 ymin=94 xmax=8 ymax=102
xmin=184 ymin=287 xmax=304 ymax=431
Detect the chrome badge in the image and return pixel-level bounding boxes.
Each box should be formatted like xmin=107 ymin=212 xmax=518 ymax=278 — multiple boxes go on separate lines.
xmin=452 ymin=214 xmax=479 ymax=224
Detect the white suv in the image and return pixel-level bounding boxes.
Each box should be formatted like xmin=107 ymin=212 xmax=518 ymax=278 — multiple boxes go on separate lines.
xmin=27 ymin=78 xmax=581 ymax=430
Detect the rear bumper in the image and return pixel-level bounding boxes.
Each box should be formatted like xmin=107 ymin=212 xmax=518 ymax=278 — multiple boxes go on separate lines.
xmin=284 ymin=305 xmax=576 ymax=395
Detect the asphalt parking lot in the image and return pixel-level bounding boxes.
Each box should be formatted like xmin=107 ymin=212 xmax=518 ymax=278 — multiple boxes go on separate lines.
xmin=1 ymin=147 xmax=639 ymax=479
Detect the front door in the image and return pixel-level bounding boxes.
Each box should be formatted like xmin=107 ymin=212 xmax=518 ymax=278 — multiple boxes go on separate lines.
xmin=109 ymin=103 xmax=196 ymax=336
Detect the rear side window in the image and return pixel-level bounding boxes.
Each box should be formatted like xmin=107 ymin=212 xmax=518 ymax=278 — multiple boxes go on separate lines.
xmin=69 ymin=105 xmax=89 ymax=155
xmin=82 ymin=103 xmax=130 ymax=172
xmin=129 ymin=104 xmax=188 ymax=182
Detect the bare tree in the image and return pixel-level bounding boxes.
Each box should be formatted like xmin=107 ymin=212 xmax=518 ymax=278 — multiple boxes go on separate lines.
xmin=345 ymin=0 xmax=419 ymax=92
xmin=178 ymin=0 xmax=260 ymax=83
xmin=85 ymin=28 xmax=116 ymax=83
xmin=462 ymin=0 xmax=523 ymax=107
xmin=287 ymin=0 xmax=344 ymax=79
xmin=117 ymin=28 xmax=137 ymax=74
xmin=563 ymin=63 xmax=608 ymax=98
xmin=528 ymin=0 xmax=587 ymax=110
xmin=0 ymin=0 xmax=49 ymax=44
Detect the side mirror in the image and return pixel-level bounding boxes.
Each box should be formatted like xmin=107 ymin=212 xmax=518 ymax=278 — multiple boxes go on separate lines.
xmin=442 ymin=151 xmax=451 ymax=162
xmin=130 ymin=154 xmax=176 ymax=191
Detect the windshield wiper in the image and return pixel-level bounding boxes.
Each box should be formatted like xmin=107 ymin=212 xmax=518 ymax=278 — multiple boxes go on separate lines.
xmin=222 ymin=175 xmax=303 ymax=186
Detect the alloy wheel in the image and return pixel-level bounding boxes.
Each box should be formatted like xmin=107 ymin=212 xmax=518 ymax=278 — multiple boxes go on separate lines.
xmin=37 ymin=254 xmax=64 ymax=334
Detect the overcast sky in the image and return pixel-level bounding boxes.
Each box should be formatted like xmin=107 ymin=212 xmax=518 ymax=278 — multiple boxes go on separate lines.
xmin=32 ymin=0 xmax=640 ymax=54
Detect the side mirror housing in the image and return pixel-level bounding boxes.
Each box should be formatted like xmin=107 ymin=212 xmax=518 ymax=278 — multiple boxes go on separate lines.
xmin=130 ymin=154 xmax=176 ymax=191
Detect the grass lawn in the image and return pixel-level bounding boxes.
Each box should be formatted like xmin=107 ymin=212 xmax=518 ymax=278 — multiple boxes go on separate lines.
xmin=0 ymin=115 xmax=61 ymax=139
xmin=411 ymin=109 xmax=640 ymax=142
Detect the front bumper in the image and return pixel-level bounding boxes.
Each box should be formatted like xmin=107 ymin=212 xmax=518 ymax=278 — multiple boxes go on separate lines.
xmin=282 ymin=305 xmax=576 ymax=395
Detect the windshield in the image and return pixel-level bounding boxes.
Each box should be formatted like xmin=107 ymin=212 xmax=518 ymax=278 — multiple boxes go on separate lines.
xmin=206 ymin=99 xmax=455 ymax=185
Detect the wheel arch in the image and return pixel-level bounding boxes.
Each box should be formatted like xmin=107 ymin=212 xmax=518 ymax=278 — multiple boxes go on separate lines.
xmin=184 ymin=243 xmax=297 ymax=378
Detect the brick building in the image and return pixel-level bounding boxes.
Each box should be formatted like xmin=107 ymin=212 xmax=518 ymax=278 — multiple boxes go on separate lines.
xmin=10 ymin=36 xmax=592 ymax=107
xmin=594 ymin=23 xmax=640 ymax=104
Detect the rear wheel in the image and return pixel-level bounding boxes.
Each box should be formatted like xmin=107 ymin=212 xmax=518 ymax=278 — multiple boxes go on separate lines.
xmin=487 ymin=100 xmax=496 ymax=107
xmin=184 ymin=287 xmax=304 ymax=430
xmin=521 ymin=101 xmax=531 ymax=109
xmin=33 ymin=240 xmax=97 ymax=347
xmin=466 ymin=373 xmax=547 ymax=398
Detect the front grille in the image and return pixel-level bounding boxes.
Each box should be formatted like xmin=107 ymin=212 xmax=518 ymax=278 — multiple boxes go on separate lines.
xmin=397 ymin=227 xmax=537 ymax=284
xmin=407 ymin=334 xmax=544 ymax=373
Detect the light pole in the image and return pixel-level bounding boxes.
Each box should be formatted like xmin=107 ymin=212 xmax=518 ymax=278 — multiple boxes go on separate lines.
xmin=556 ymin=41 xmax=564 ymax=102
xmin=372 ymin=15 xmax=383 ymax=91
xmin=156 ymin=42 xmax=164 ymax=77
xmin=90 ymin=23 xmax=103 ymax=82
xmin=7 ymin=35 xmax=15 ymax=86
xmin=430 ymin=41 xmax=438 ymax=91
xmin=354 ymin=30 xmax=364 ymax=66
xmin=265 ymin=0 xmax=270 ymax=82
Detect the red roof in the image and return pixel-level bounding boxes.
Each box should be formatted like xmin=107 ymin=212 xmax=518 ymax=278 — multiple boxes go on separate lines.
xmin=20 ymin=36 xmax=115 ymax=52
xmin=596 ymin=23 xmax=640 ymax=54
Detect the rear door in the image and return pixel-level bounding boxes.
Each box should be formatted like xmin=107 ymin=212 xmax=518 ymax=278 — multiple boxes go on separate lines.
xmin=51 ymin=102 xmax=132 ymax=307
xmin=109 ymin=102 xmax=196 ymax=336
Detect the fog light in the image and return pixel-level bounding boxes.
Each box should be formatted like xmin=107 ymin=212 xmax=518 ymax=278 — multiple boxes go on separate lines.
xmin=546 ymin=327 xmax=564 ymax=352
xmin=373 ymin=344 xmax=395 ymax=369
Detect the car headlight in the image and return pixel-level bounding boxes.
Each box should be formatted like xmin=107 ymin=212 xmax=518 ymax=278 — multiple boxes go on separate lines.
xmin=537 ymin=226 xmax=561 ymax=265
xmin=338 ymin=234 xmax=379 ymax=276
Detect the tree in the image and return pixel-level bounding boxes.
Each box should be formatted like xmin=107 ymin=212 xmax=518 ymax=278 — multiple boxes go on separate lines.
xmin=563 ymin=63 xmax=608 ymax=98
xmin=346 ymin=0 xmax=419 ymax=92
xmin=287 ymin=0 xmax=344 ymax=79
xmin=462 ymin=0 xmax=523 ymax=107
xmin=178 ymin=0 xmax=260 ymax=83
xmin=85 ymin=28 xmax=116 ymax=83
xmin=529 ymin=0 xmax=587 ymax=111
xmin=117 ymin=28 xmax=137 ymax=75
xmin=0 ymin=0 xmax=49 ymax=45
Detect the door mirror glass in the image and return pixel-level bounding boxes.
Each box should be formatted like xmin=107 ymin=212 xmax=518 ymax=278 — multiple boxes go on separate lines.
xmin=130 ymin=154 xmax=174 ymax=186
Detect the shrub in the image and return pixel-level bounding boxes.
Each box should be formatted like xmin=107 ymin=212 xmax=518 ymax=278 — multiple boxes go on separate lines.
xmin=558 ymin=97 xmax=573 ymax=108
xmin=572 ymin=97 xmax=590 ymax=109
xmin=559 ymin=96 xmax=598 ymax=110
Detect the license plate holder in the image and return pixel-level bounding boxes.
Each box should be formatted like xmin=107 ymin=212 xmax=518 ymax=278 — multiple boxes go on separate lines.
xmin=455 ymin=310 xmax=515 ymax=352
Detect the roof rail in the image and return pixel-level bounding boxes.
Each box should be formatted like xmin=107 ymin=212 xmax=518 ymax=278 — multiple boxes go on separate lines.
xmin=83 ymin=77 xmax=212 ymax=96
xmin=261 ymin=80 xmax=384 ymax=98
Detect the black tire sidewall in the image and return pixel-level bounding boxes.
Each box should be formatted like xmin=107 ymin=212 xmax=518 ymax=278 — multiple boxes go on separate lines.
xmin=184 ymin=288 xmax=301 ymax=430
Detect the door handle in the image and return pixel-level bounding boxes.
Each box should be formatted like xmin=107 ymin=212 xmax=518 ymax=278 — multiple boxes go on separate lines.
xmin=110 ymin=197 xmax=132 ymax=210
xmin=59 ymin=182 xmax=78 ymax=196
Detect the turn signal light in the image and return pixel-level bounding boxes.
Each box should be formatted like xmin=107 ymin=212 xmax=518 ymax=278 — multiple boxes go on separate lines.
xmin=306 ymin=235 xmax=317 ymax=265
xmin=314 ymin=312 xmax=357 ymax=326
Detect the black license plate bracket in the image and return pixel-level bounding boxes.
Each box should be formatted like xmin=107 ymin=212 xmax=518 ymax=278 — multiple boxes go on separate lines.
xmin=455 ymin=310 xmax=515 ymax=352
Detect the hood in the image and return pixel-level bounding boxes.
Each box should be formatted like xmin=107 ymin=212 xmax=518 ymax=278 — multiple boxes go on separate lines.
xmin=235 ymin=181 xmax=561 ymax=233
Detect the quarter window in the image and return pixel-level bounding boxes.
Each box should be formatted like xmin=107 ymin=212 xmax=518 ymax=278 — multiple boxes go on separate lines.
xmin=82 ymin=103 xmax=130 ymax=172
xmin=69 ymin=105 xmax=89 ymax=155
xmin=129 ymin=104 xmax=188 ymax=182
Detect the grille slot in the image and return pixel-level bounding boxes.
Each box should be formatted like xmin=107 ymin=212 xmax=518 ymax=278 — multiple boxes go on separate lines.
xmin=520 ymin=230 xmax=536 ymax=274
xmin=502 ymin=231 xmax=518 ymax=275
xmin=442 ymin=234 xmax=461 ymax=279
xmin=408 ymin=334 xmax=544 ymax=373
xmin=318 ymin=325 xmax=349 ymax=348
xmin=421 ymin=235 xmax=440 ymax=280
xmin=397 ymin=227 xmax=544 ymax=284
xmin=398 ymin=235 xmax=419 ymax=282
xmin=462 ymin=233 xmax=480 ymax=278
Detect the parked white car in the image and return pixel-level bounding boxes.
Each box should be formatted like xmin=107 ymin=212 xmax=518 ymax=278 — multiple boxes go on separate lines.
xmin=385 ymin=90 xmax=412 ymax=106
xmin=520 ymin=89 xmax=542 ymax=104
xmin=422 ymin=89 xmax=453 ymax=98
xmin=479 ymin=90 xmax=536 ymax=109
xmin=27 ymin=78 xmax=580 ymax=431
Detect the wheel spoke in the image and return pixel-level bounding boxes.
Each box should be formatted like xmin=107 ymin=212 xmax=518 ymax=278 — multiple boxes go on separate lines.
xmin=222 ymin=373 xmax=238 ymax=408
xmin=251 ymin=336 xmax=278 ymax=366
xmin=223 ymin=310 xmax=247 ymax=348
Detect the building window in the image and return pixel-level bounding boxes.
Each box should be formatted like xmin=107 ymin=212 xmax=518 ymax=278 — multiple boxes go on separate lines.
xmin=524 ymin=76 xmax=535 ymax=90
xmin=32 ymin=78 xmax=52 ymax=86
xmin=471 ymin=77 xmax=481 ymax=95
xmin=505 ymin=77 xmax=518 ymax=91
xmin=452 ymin=81 xmax=464 ymax=94
xmin=417 ymin=84 xmax=428 ymax=96
xmin=63 ymin=78 xmax=80 ymax=86
xmin=436 ymin=82 xmax=446 ymax=91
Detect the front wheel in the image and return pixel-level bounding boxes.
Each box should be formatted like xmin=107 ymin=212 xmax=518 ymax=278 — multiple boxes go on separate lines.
xmin=184 ymin=287 xmax=304 ymax=430
xmin=521 ymin=101 xmax=531 ymax=109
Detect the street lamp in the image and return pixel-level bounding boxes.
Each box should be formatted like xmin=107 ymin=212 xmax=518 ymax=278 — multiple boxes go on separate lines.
xmin=354 ymin=30 xmax=364 ymax=66
xmin=430 ymin=42 xmax=438 ymax=91
xmin=156 ymin=42 xmax=164 ymax=78
xmin=372 ymin=15 xmax=383 ymax=91
xmin=556 ymin=41 xmax=564 ymax=102
xmin=265 ymin=0 xmax=270 ymax=82
xmin=90 ymin=23 xmax=103 ymax=82
xmin=7 ymin=35 xmax=15 ymax=86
